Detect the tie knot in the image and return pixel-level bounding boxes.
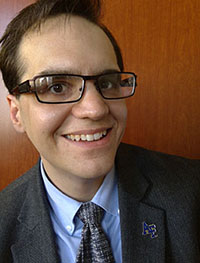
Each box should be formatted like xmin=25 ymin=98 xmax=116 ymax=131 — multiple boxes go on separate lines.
xmin=77 ymin=202 xmax=104 ymax=225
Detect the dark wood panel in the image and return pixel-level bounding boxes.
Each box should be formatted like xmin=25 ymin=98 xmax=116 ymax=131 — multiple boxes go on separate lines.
xmin=102 ymin=0 xmax=200 ymax=158
xmin=0 ymin=0 xmax=38 ymax=190
xmin=0 ymin=0 xmax=199 ymax=190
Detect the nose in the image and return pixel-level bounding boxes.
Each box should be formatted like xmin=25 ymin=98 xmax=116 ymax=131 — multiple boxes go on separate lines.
xmin=71 ymin=81 xmax=109 ymax=120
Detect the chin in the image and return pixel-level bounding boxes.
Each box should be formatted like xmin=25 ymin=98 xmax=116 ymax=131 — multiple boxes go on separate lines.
xmin=70 ymin=157 xmax=115 ymax=180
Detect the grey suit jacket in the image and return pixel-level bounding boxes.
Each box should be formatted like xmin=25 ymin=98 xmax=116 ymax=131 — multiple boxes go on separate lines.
xmin=1 ymin=143 xmax=200 ymax=262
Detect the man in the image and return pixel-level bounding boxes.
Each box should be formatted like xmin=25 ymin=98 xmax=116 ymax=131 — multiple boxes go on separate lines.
xmin=0 ymin=0 xmax=199 ymax=262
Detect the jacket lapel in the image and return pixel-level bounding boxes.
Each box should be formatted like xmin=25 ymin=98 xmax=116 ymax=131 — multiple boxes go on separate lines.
xmin=10 ymin=162 xmax=60 ymax=263
xmin=116 ymin=144 xmax=166 ymax=262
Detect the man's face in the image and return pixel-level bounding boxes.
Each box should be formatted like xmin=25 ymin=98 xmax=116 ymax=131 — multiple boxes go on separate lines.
xmin=10 ymin=15 xmax=127 ymax=184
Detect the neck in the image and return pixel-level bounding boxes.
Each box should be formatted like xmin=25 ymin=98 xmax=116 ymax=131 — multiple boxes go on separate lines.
xmin=41 ymin=161 xmax=106 ymax=202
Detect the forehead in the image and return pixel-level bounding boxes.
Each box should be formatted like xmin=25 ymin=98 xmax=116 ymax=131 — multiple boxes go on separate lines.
xmin=18 ymin=15 xmax=118 ymax=80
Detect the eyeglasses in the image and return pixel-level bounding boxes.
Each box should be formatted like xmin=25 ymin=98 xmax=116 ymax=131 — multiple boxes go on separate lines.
xmin=12 ymin=72 xmax=137 ymax=104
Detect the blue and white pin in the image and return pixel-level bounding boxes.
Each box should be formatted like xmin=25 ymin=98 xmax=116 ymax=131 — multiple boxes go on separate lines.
xmin=142 ymin=222 xmax=158 ymax=239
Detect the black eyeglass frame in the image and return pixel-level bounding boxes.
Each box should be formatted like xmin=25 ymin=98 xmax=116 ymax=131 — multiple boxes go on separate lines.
xmin=11 ymin=72 xmax=137 ymax=104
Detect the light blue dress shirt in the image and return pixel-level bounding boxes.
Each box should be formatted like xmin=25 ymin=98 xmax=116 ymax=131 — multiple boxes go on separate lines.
xmin=40 ymin=162 xmax=122 ymax=263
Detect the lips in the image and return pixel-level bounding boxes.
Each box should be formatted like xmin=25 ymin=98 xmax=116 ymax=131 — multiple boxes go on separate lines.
xmin=63 ymin=129 xmax=110 ymax=142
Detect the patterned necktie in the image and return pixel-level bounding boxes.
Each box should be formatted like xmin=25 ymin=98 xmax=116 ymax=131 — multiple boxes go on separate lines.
xmin=75 ymin=202 xmax=115 ymax=263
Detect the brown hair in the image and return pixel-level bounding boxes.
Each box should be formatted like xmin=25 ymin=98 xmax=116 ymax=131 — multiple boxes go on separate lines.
xmin=0 ymin=0 xmax=124 ymax=93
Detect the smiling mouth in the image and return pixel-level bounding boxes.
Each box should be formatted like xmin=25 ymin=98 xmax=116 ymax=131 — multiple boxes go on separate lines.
xmin=64 ymin=129 xmax=108 ymax=142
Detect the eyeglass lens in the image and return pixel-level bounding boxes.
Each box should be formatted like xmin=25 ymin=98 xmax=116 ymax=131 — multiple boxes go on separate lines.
xmin=34 ymin=73 xmax=135 ymax=103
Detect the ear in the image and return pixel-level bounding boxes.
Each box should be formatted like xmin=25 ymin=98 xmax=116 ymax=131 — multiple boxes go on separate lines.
xmin=7 ymin=94 xmax=25 ymax=133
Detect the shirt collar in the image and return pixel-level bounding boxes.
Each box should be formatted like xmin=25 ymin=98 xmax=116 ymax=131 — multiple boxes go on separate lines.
xmin=91 ymin=166 xmax=119 ymax=217
xmin=40 ymin=161 xmax=119 ymax=235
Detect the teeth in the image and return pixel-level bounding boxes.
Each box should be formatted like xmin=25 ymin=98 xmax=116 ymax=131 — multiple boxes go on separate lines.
xmin=75 ymin=135 xmax=81 ymax=141
xmin=66 ymin=130 xmax=108 ymax=142
xmin=94 ymin=133 xmax=101 ymax=140
xmin=81 ymin=135 xmax=87 ymax=141
xmin=86 ymin=134 xmax=94 ymax=141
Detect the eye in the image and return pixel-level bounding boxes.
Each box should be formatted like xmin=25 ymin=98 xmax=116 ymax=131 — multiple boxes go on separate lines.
xmin=101 ymin=80 xmax=115 ymax=90
xmin=49 ymin=83 xmax=67 ymax=94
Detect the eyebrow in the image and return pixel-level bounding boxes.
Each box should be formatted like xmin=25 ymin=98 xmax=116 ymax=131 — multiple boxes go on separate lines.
xmin=36 ymin=68 xmax=120 ymax=77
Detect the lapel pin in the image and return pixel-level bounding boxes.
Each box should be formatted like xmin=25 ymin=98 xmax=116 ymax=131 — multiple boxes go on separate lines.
xmin=142 ymin=222 xmax=158 ymax=239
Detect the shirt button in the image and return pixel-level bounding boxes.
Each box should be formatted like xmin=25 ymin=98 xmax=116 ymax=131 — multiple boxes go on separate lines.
xmin=66 ymin=225 xmax=72 ymax=231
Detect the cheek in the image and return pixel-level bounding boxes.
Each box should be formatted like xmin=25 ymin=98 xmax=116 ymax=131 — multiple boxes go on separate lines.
xmin=20 ymin=99 xmax=72 ymax=136
xmin=109 ymin=101 xmax=127 ymax=128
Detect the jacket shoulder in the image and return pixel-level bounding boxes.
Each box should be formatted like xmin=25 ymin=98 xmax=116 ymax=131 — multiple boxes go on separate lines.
xmin=0 ymin=162 xmax=40 ymax=224
xmin=118 ymin=143 xmax=200 ymax=176
xmin=117 ymin=143 xmax=200 ymax=198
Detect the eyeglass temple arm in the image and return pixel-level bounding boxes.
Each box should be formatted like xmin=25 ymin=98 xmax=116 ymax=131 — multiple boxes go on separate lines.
xmin=12 ymin=81 xmax=32 ymax=95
